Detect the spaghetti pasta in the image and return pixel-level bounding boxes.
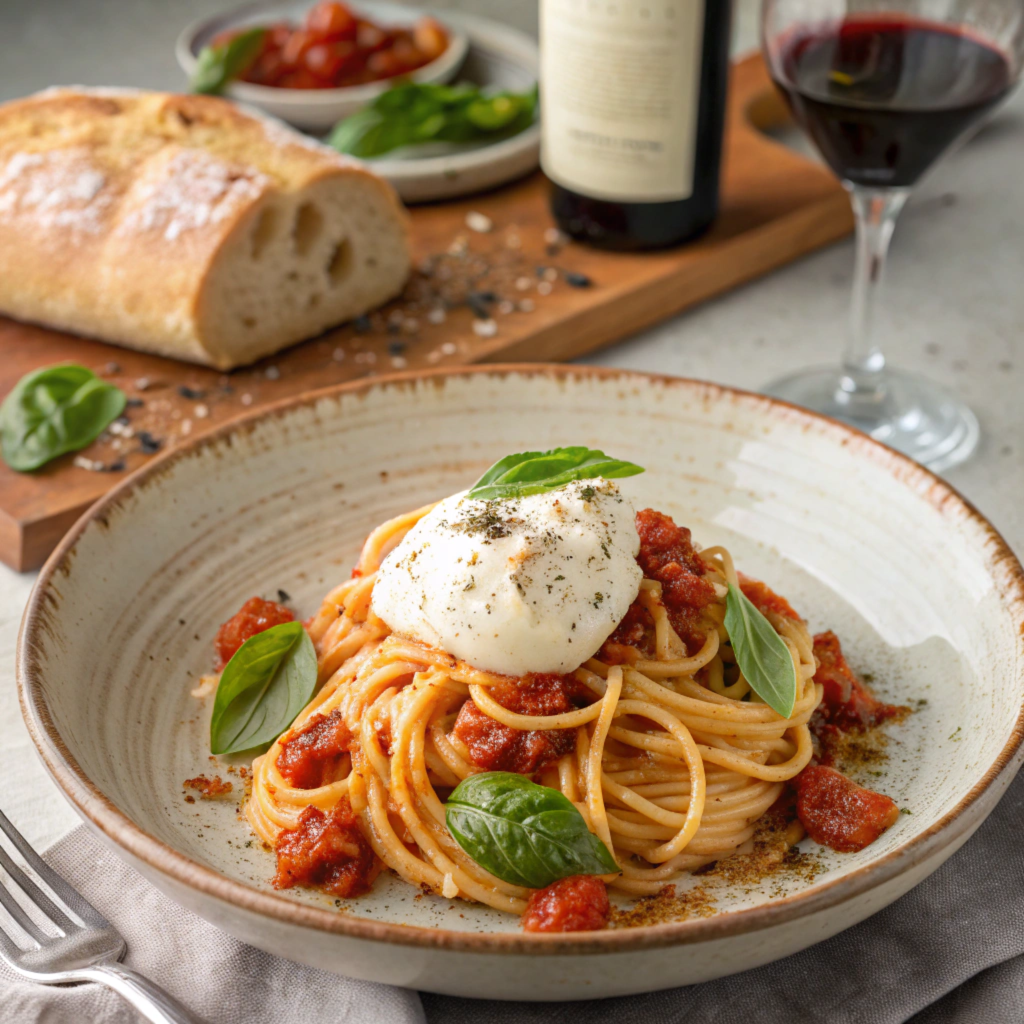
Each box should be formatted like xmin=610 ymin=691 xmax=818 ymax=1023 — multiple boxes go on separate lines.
xmin=246 ymin=501 xmax=826 ymax=916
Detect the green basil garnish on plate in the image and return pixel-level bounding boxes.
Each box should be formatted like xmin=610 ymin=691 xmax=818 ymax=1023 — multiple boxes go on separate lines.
xmin=210 ymin=621 xmax=317 ymax=755
xmin=191 ymin=27 xmax=265 ymax=95
xmin=328 ymin=81 xmax=538 ymax=159
xmin=0 ymin=363 xmax=126 ymax=472
xmin=724 ymin=583 xmax=798 ymax=718
xmin=467 ymin=446 xmax=644 ymax=502
xmin=445 ymin=772 xmax=618 ymax=888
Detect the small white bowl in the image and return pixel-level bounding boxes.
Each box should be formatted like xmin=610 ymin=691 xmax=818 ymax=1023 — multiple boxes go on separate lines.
xmin=176 ymin=1 xmax=469 ymax=133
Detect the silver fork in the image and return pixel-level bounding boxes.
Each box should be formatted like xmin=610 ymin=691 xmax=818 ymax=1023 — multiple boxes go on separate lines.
xmin=0 ymin=806 xmax=204 ymax=1023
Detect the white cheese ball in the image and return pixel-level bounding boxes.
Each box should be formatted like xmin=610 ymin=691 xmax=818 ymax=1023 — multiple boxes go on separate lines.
xmin=370 ymin=478 xmax=642 ymax=676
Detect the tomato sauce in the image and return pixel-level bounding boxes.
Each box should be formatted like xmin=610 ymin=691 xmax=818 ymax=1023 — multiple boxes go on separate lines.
xmin=452 ymin=673 xmax=584 ymax=776
xmin=521 ymin=875 xmax=611 ymax=932
xmin=273 ymin=800 xmax=378 ymax=897
xmin=796 ymin=765 xmax=900 ymax=852
xmin=738 ymin=574 xmax=802 ymax=621
xmin=601 ymin=599 xmax=655 ymax=663
xmin=812 ymin=631 xmax=908 ymax=735
xmin=214 ymin=597 xmax=294 ymax=668
xmin=276 ymin=709 xmax=351 ymax=789
xmin=634 ymin=509 xmax=717 ymax=652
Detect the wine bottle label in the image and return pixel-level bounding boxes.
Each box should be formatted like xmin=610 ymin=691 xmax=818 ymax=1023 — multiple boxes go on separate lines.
xmin=540 ymin=0 xmax=706 ymax=203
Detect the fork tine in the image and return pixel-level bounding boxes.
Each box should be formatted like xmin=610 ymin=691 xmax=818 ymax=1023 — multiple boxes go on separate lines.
xmin=0 ymin=869 xmax=50 ymax=944
xmin=0 ymin=843 xmax=74 ymax=937
xmin=0 ymin=807 xmax=105 ymax=929
xmin=0 ymin=908 xmax=30 ymax=961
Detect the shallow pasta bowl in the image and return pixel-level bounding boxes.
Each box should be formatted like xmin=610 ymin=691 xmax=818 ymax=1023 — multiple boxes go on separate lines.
xmin=17 ymin=365 xmax=1024 ymax=1000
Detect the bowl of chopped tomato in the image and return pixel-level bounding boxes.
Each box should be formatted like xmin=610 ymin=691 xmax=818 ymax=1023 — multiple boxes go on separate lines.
xmin=177 ymin=1 xmax=469 ymax=131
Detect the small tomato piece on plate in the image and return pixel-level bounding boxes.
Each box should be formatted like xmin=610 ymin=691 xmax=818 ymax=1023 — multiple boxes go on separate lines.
xmin=306 ymin=1 xmax=358 ymax=42
xmin=796 ymin=765 xmax=900 ymax=853
xmin=215 ymin=597 xmax=294 ymax=668
xmin=413 ymin=17 xmax=448 ymax=60
xmin=521 ymin=875 xmax=611 ymax=933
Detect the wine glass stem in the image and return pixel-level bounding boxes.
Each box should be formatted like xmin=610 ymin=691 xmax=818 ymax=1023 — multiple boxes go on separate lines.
xmin=838 ymin=185 xmax=910 ymax=408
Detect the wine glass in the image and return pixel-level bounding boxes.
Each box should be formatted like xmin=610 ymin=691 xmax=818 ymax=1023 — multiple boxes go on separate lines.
xmin=761 ymin=0 xmax=1023 ymax=470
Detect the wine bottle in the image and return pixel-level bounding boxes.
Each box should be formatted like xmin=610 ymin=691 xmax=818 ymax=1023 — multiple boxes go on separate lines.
xmin=540 ymin=0 xmax=732 ymax=250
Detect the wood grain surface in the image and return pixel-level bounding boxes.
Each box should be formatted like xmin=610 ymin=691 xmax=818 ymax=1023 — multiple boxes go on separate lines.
xmin=0 ymin=55 xmax=852 ymax=571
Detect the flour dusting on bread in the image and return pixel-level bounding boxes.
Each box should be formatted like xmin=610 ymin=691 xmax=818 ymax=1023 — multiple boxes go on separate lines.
xmin=0 ymin=148 xmax=112 ymax=234
xmin=122 ymin=148 xmax=268 ymax=242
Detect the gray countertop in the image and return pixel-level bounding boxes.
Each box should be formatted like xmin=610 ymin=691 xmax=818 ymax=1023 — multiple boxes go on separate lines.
xmin=0 ymin=0 xmax=1021 ymax=952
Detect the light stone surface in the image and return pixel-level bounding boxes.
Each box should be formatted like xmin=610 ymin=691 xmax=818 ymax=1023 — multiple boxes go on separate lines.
xmin=0 ymin=0 xmax=1021 ymax=859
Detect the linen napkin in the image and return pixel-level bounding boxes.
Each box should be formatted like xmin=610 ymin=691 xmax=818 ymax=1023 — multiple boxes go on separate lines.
xmin=0 ymin=827 xmax=425 ymax=1024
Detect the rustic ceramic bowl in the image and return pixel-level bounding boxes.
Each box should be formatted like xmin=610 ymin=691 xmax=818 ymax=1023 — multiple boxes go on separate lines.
xmin=18 ymin=366 xmax=1024 ymax=1001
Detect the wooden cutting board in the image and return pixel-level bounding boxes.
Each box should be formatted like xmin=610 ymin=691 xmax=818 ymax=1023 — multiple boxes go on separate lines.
xmin=0 ymin=55 xmax=852 ymax=572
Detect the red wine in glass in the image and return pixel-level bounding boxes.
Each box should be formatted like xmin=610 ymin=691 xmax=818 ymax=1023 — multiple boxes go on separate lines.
xmin=761 ymin=1 xmax=1020 ymax=471
xmin=773 ymin=16 xmax=1013 ymax=187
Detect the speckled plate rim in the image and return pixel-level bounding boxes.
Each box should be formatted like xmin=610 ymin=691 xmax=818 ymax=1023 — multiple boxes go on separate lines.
xmin=17 ymin=364 xmax=1024 ymax=956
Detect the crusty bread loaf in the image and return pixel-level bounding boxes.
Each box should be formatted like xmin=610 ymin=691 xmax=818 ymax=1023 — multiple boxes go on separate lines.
xmin=0 ymin=88 xmax=410 ymax=369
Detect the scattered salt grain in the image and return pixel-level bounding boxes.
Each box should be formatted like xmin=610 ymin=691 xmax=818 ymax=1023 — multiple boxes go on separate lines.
xmin=427 ymin=307 xmax=446 ymax=325
xmin=441 ymin=342 xmax=457 ymax=356
xmin=402 ymin=318 xmax=419 ymax=334
xmin=473 ymin=318 xmax=498 ymax=338
xmin=134 ymin=377 xmax=152 ymax=391
xmin=265 ymin=365 xmax=280 ymax=381
xmin=505 ymin=233 xmax=521 ymax=249
xmin=390 ymin=356 xmax=408 ymax=369
xmin=542 ymin=267 xmax=558 ymax=282
xmin=497 ymin=300 xmax=514 ymax=315
xmin=332 ymin=347 xmax=346 ymax=362
xmin=515 ymin=277 xmax=532 ymax=292
xmin=240 ymin=393 xmax=253 ymax=406
xmin=108 ymin=419 xmax=134 ymax=438
xmin=544 ymin=227 xmax=567 ymax=247
xmin=537 ymin=281 xmax=553 ymax=296
xmin=518 ymin=299 xmax=535 ymax=313
xmin=194 ymin=403 xmax=209 ymax=419
xmin=465 ymin=211 xmax=493 ymax=233
xmin=73 ymin=456 xmax=102 ymax=472
xmin=180 ymin=419 xmax=193 ymax=436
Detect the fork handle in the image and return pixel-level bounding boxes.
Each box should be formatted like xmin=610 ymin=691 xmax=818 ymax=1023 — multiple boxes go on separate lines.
xmin=77 ymin=963 xmax=206 ymax=1024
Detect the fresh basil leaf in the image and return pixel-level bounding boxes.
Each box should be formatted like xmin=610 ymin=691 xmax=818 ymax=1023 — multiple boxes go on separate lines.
xmin=328 ymin=108 xmax=394 ymax=158
xmin=191 ymin=27 xmax=265 ymax=95
xmin=210 ymin=621 xmax=317 ymax=755
xmin=328 ymin=80 xmax=538 ymax=158
xmin=0 ymin=364 xmax=126 ymax=472
xmin=466 ymin=93 xmax=526 ymax=131
xmin=724 ymin=583 xmax=798 ymax=718
xmin=445 ymin=772 xmax=618 ymax=889
xmin=467 ymin=447 xmax=644 ymax=501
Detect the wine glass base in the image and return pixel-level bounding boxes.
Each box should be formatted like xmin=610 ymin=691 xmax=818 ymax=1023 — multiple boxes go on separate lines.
xmin=764 ymin=366 xmax=979 ymax=472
